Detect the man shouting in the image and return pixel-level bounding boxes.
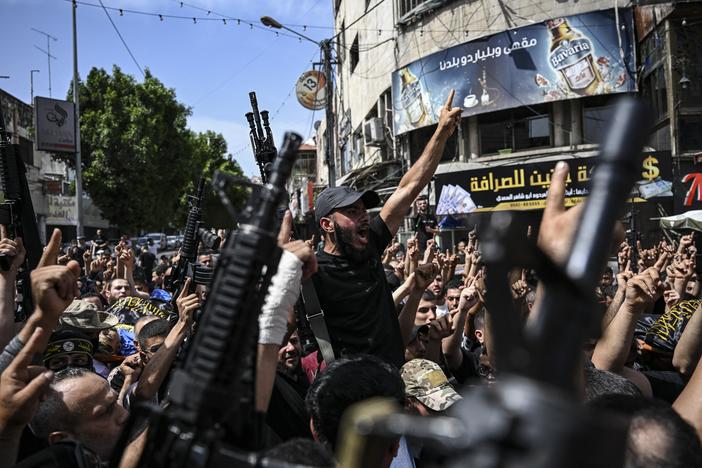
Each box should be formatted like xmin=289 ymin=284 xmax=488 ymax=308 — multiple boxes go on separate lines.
xmin=312 ymin=90 xmax=461 ymax=367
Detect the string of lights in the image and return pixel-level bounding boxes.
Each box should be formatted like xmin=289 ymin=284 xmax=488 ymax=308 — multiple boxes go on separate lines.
xmin=63 ymin=0 xmax=540 ymax=38
xmin=66 ymin=0 xmax=302 ymax=40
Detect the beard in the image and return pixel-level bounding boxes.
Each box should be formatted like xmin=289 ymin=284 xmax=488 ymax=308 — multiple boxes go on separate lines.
xmin=334 ymin=221 xmax=373 ymax=265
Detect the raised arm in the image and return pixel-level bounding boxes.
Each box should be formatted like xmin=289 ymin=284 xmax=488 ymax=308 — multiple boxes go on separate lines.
xmin=133 ymin=282 xmax=197 ymax=403
xmin=674 ymin=340 xmax=702 ymax=442
xmin=592 ymin=268 xmax=661 ymax=398
xmin=442 ymin=284 xmax=478 ymax=371
xmin=673 ymin=301 xmax=702 ymax=378
xmin=398 ymin=264 xmax=435 ymax=346
xmin=379 ymin=90 xmax=461 ymax=236
xmin=0 ymin=237 xmax=25 ymax=351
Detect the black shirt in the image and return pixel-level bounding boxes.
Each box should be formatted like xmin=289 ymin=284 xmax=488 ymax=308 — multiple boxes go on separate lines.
xmin=312 ymin=216 xmax=405 ymax=368
xmin=140 ymin=251 xmax=156 ymax=271
xmin=413 ymin=213 xmax=437 ymax=251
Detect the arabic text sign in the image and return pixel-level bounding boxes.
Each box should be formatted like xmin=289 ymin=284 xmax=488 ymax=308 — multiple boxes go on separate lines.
xmin=34 ymin=97 xmax=76 ymax=153
xmin=391 ymin=9 xmax=636 ymax=135
xmin=435 ymin=152 xmax=671 ymax=212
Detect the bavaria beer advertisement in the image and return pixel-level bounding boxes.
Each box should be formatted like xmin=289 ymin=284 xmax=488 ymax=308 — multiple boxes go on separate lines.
xmin=391 ymin=8 xmax=636 ymax=136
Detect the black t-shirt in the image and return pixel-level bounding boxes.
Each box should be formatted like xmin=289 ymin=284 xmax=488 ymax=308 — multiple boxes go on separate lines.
xmin=312 ymin=216 xmax=405 ymax=368
xmin=413 ymin=213 xmax=437 ymax=250
xmin=140 ymin=251 xmax=156 ymax=271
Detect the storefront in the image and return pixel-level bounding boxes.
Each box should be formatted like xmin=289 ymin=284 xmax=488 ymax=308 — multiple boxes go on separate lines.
xmin=432 ymin=150 xmax=674 ymax=248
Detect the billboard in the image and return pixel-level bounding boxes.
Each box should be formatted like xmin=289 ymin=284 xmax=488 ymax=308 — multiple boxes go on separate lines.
xmin=392 ymin=9 xmax=636 ymax=135
xmin=435 ymin=151 xmax=671 ymax=213
xmin=34 ymin=97 xmax=76 ymax=153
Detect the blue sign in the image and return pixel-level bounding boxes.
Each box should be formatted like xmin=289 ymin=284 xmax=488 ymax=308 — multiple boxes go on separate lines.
xmin=391 ymin=9 xmax=636 ymax=135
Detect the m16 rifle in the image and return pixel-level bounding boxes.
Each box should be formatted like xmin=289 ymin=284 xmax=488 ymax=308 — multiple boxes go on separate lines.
xmin=117 ymin=132 xmax=302 ymax=467
xmin=167 ymin=177 xmax=220 ymax=311
xmin=0 ymin=104 xmax=42 ymax=322
xmin=245 ymin=91 xmax=320 ymax=358
xmin=246 ymin=92 xmax=277 ymax=183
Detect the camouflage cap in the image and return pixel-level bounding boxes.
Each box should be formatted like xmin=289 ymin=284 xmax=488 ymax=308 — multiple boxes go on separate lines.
xmin=401 ymin=358 xmax=462 ymax=412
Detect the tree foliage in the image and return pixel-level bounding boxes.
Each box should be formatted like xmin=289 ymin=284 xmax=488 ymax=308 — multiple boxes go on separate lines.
xmin=57 ymin=66 xmax=246 ymax=232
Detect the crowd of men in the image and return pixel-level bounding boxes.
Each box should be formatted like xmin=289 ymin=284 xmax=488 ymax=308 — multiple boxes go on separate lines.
xmin=2 ymin=91 xmax=702 ymax=467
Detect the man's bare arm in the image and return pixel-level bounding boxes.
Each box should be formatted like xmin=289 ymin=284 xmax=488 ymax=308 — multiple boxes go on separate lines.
xmin=380 ymin=90 xmax=461 ymax=236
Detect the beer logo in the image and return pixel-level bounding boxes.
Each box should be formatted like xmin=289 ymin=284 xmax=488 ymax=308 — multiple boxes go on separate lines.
xmin=549 ymin=38 xmax=592 ymax=69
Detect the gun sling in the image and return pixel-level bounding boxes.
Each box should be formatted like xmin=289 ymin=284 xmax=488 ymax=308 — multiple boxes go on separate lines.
xmin=300 ymin=279 xmax=336 ymax=364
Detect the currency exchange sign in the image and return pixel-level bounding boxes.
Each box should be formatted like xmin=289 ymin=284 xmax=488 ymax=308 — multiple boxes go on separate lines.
xmin=391 ymin=8 xmax=637 ymax=135
xmin=435 ymin=151 xmax=671 ymax=213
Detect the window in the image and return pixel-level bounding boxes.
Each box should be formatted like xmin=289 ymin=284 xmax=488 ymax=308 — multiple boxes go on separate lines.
xmin=641 ymin=65 xmax=668 ymax=123
xmin=583 ymin=96 xmax=615 ymax=145
xmin=479 ymin=105 xmax=551 ymax=155
xmin=397 ymin=0 xmax=455 ymax=24
xmin=341 ymin=141 xmax=351 ymax=174
xmin=648 ymin=124 xmax=671 ymax=151
xmin=680 ymin=115 xmax=702 ymax=152
xmin=350 ymin=35 xmax=359 ymax=73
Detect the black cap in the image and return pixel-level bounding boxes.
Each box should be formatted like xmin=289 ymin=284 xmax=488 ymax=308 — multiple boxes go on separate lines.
xmin=315 ymin=186 xmax=380 ymax=223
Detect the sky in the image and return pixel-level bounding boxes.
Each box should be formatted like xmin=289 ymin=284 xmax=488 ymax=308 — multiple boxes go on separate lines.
xmin=1 ymin=0 xmax=334 ymax=176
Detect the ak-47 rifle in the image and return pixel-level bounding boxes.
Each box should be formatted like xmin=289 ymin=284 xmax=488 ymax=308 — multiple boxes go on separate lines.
xmin=0 ymin=104 xmax=42 ymax=322
xmin=246 ymin=92 xmax=277 ymax=183
xmin=167 ymin=177 xmax=220 ymax=312
xmin=117 ymin=132 xmax=302 ymax=467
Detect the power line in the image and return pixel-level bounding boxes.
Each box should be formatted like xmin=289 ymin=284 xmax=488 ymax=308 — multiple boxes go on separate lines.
xmin=96 ymin=0 xmax=145 ymax=77
xmin=67 ymin=0 xmax=303 ymax=41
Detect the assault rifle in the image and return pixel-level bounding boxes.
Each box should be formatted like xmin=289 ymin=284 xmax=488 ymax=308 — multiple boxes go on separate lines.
xmin=0 ymin=104 xmax=41 ymax=322
xmin=246 ymin=92 xmax=277 ymax=183
xmin=245 ymin=92 xmax=321 ymax=358
xmin=167 ymin=178 xmax=220 ymax=311
xmin=119 ymin=132 xmax=302 ymax=467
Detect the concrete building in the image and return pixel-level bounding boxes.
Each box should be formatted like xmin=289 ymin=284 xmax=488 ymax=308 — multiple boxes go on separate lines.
xmin=1 ymin=88 xmax=109 ymax=243
xmin=320 ymin=0 xmax=700 ymax=246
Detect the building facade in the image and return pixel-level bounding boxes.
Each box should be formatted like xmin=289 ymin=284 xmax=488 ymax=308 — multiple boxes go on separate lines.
xmin=1 ymin=88 xmax=109 ymax=242
xmin=320 ymin=0 xmax=701 ymax=245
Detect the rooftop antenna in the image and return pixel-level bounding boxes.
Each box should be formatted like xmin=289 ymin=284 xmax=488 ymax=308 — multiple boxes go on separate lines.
xmin=31 ymin=28 xmax=58 ymax=97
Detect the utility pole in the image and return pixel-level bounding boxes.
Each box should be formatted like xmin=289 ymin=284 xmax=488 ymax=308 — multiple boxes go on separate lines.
xmin=30 ymin=70 xmax=40 ymax=104
xmin=322 ymin=40 xmax=336 ymax=187
xmin=72 ymin=1 xmax=83 ymax=237
xmin=31 ymin=28 xmax=57 ymax=97
xmin=260 ymin=16 xmax=338 ymax=187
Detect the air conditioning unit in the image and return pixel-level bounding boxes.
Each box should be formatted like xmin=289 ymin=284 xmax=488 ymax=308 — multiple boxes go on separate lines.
xmin=364 ymin=117 xmax=385 ymax=146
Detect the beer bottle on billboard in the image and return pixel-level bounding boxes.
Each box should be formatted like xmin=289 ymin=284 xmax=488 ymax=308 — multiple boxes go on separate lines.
xmin=547 ymin=18 xmax=603 ymax=96
xmin=400 ymin=67 xmax=428 ymax=126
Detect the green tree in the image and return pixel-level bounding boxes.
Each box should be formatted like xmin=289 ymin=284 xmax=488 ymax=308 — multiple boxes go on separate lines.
xmin=182 ymin=130 xmax=248 ymax=230
xmin=57 ymin=66 xmax=245 ymax=232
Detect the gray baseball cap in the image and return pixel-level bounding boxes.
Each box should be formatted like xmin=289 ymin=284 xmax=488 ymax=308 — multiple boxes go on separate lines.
xmin=314 ymin=186 xmax=380 ymax=223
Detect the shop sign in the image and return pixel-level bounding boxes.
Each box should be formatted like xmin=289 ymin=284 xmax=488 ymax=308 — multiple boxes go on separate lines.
xmin=435 ymin=151 xmax=671 ymax=213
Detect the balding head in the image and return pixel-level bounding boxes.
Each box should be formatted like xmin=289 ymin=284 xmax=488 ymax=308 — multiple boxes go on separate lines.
xmin=32 ymin=368 xmax=128 ymax=460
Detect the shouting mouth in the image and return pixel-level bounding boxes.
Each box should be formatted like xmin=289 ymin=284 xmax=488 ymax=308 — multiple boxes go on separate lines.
xmin=357 ymin=226 xmax=369 ymax=245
